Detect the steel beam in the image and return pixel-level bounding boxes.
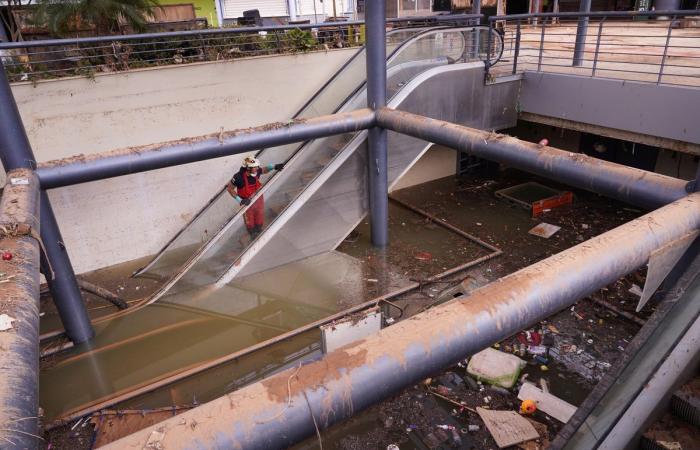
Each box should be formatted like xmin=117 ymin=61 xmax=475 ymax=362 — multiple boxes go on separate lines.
xmin=0 ymin=60 xmax=94 ymax=344
xmin=376 ymin=108 xmax=689 ymax=209
xmin=365 ymin=0 xmax=388 ymax=247
xmin=103 ymin=192 xmax=700 ymax=450
xmin=37 ymin=109 xmax=376 ymax=189
xmin=0 ymin=169 xmax=41 ymax=449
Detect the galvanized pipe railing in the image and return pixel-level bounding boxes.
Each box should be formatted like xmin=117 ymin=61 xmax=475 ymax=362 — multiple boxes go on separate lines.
xmin=36 ymin=109 xmax=376 ymax=189
xmin=376 ymin=108 xmax=690 ymax=209
xmin=103 ymin=192 xmax=700 ymax=450
xmin=0 ymin=169 xmax=41 ymax=449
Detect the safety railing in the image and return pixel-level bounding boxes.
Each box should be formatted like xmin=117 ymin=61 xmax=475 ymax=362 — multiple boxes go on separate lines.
xmin=0 ymin=14 xmax=480 ymax=82
xmin=485 ymin=10 xmax=700 ymax=87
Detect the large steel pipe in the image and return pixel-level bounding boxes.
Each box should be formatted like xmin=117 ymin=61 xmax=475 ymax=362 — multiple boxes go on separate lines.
xmin=0 ymin=169 xmax=41 ymax=449
xmin=103 ymin=193 xmax=700 ymax=450
xmin=376 ymin=108 xmax=689 ymax=209
xmin=0 ymin=60 xmax=94 ymax=344
xmin=37 ymin=109 xmax=376 ymax=189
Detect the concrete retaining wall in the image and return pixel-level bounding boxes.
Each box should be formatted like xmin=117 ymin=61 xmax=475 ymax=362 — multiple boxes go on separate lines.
xmin=6 ymin=50 xmax=356 ymax=273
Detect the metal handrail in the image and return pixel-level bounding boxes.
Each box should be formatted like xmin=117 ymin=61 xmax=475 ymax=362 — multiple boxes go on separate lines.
xmin=489 ymin=9 xmax=700 ymax=21
xmin=484 ymin=9 xmax=700 ymax=87
xmin=0 ymin=14 xmax=481 ymax=50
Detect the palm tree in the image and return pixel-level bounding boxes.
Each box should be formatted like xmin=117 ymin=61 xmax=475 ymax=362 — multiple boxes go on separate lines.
xmin=34 ymin=0 xmax=161 ymax=36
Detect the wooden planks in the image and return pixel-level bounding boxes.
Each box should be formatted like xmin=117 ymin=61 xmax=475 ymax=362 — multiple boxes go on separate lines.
xmin=477 ymin=407 xmax=540 ymax=449
xmin=518 ymin=382 xmax=577 ymax=423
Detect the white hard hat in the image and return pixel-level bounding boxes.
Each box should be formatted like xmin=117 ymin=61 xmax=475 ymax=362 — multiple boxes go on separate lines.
xmin=243 ymin=156 xmax=261 ymax=168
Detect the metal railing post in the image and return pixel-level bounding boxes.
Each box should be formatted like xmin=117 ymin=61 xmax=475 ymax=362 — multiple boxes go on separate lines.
xmin=591 ymin=17 xmax=605 ymax=77
xmin=537 ymin=20 xmax=546 ymax=72
xmin=658 ymin=16 xmax=675 ymax=85
xmin=0 ymin=60 xmax=94 ymax=344
xmin=513 ymin=20 xmax=522 ymax=75
xmin=365 ymin=0 xmax=388 ymax=247
xmin=573 ymin=0 xmax=592 ymax=66
xmin=484 ymin=21 xmax=493 ymax=80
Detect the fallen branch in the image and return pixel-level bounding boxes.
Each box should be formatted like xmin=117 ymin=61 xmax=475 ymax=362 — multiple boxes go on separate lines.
xmin=426 ymin=388 xmax=477 ymax=414
xmin=77 ymin=279 xmax=128 ymax=310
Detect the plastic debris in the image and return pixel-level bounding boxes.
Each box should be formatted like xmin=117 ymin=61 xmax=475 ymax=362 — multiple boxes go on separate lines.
xmin=2 ymin=252 xmax=12 ymax=261
xmin=0 ymin=314 xmax=16 ymax=331
xmin=518 ymin=383 xmax=577 ymax=423
xmin=528 ymin=223 xmax=561 ymax=239
xmin=629 ymin=284 xmax=643 ymax=297
xmin=467 ymin=348 xmax=526 ymax=388
xmin=520 ymin=399 xmax=537 ymax=414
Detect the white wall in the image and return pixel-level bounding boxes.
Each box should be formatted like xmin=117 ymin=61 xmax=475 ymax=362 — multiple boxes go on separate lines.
xmin=391 ymin=144 xmax=457 ymax=191
xmin=8 ymin=50 xmax=356 ymax=273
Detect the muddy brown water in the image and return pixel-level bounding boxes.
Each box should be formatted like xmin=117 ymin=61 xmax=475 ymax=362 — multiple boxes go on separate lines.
xmin=39 ymin=198 xmax=486 ymax=423
xmin=42 ymin=171 xmax=646 ymax=448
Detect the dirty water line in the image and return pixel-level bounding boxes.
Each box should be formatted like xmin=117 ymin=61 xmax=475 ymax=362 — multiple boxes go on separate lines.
xmin=45 ymin=248 xmax=501 ymax=430
xmin=44 ymin=220 xmax=502 ymax=429
xmin=40 ymin=197 xmax=502 ymax=344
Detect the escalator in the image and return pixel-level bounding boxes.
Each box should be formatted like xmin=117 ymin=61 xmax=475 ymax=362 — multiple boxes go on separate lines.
xmin=133 ymin=25 xmax=504 ymax=306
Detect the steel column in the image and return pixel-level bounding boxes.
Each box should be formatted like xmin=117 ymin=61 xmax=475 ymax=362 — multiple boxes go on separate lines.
xmin=472 ymin=0 xmax=481 ymax=15
xmin=365 ymin=0 xmax=388 ymax=247
xmin=0 ymin=61 xmax=94 ymax=343
xmin=37 ymin=109 xmax=376 ymax=189
xmin=104 ymin=193 xmax=700 ymax=450
xmin=572 ymin=0 xmax=592 ymax=66
xmin=0 ymin=169 xmax=41 ymax=449
xmin=376 ymin=108 xmax=689 ymax=209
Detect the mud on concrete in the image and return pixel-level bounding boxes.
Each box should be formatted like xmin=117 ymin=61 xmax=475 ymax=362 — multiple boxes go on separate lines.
xmin=294 ymin=170 xmax=648 ymax=449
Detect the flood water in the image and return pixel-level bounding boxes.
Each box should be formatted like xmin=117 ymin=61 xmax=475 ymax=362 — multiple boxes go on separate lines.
xmin=39 ymin=200 xmax=487 ymax=422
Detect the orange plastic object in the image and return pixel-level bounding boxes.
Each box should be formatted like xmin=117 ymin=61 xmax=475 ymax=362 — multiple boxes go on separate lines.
xmin=532 ymin=191 xmax=573 ymax=217
xmin=520 ymin=399 xmax=537 ymax=415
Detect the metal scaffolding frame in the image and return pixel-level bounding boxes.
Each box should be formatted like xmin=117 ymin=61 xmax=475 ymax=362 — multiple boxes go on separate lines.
xmin=1 ymin=6 xmax=699 ymax=450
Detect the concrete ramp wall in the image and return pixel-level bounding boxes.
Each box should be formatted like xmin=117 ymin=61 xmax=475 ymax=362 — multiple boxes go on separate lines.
xmin=5 ymin=50 xmax=356 ymax=274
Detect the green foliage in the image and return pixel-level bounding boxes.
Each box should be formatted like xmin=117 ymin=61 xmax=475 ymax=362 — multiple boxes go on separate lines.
xmin=34 ymin=0 xmax=161 ymax=35
xmin=285 ymin=28 xmax=316 ymax=52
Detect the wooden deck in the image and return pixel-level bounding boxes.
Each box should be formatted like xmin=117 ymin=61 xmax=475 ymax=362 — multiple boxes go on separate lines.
xmin=490 ymin=21 xmax=700 ymax=87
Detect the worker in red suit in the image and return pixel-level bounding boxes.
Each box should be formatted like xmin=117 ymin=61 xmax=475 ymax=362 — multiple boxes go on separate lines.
xmin=227 ymin=156 xmax=284 ymax=239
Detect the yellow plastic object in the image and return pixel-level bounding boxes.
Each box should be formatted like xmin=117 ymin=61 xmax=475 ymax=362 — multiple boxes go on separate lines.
xmin=520 ymin=399 xmax=537 ymax=415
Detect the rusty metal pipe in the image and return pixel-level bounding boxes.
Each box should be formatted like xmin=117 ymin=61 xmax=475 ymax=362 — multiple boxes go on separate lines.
xmin=376 ymin=108 xmax=690 ymax=209
xmin=0 ymin=169 xmax=41 ymax=449
xmin=103 ymin=193 xmax=700 ymax=450
xmin=36 ymin=109 xmax=376 ymax=189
